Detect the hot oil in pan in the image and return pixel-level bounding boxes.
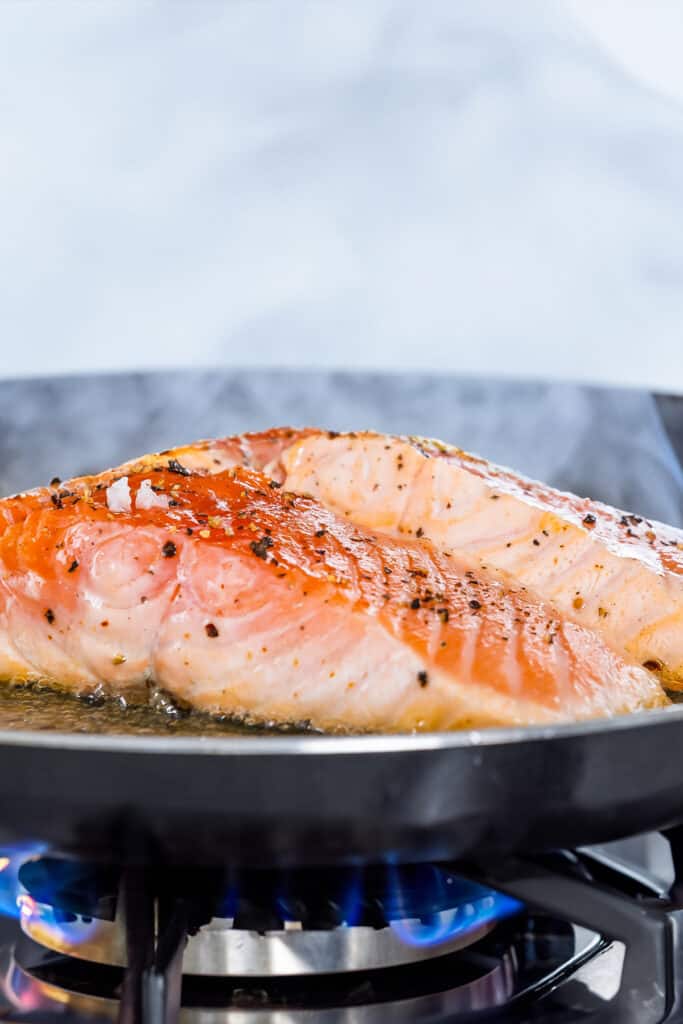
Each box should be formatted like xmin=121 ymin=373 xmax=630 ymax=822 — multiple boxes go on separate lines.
xmin=0 ymin=684 xmax=313 ymax=737
xmin=2 ymin=683 xmax=677 ymax=737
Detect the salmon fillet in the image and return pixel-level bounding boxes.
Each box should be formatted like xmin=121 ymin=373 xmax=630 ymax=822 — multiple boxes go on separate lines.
xmin=0 ymin=456 xmax=666 ymax=731
xmin=120 ymin=428 xmax=683 ymax=691
xmin=193 ymin=427 xmax=681 ymax=692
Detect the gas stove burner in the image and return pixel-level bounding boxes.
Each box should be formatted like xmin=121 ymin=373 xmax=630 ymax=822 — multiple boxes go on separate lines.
xmin=16 ymin=859 xmax=521 ymax=977
xmin=0 ymin=843 xmax=679 ymax=1023
xmin=18 ymin=903 xmax=498 ymax=977
xmin=3 ymin=855 xmax=543 ymax=1020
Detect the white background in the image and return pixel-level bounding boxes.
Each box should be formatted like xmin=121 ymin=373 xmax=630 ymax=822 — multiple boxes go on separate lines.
xmin=1 ymin=1 xmax=682 ymax=392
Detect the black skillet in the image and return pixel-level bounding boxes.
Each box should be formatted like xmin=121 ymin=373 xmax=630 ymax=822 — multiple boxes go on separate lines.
xmin=1 ymin=703 xmax=683 ymax=867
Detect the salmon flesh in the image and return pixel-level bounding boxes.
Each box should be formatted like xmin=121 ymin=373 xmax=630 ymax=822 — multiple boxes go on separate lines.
xmin=0 ymin=429 xmax=671 ymax=731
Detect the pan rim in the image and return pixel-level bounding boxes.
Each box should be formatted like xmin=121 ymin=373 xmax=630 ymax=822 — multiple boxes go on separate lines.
xmin=0 ymin=701 xmax=682 ymax=755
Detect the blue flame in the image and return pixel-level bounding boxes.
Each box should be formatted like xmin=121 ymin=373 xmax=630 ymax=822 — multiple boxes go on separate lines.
xmin=219 ymin=880 xmax=238 ymax=920
xmin=385 ymin=865 xmax=523 ymax=948
xmin=16 ymin=891 xmax=101 ymax=948
xmin=0 ymin=844 xmax=46 ymax=919
xmin=0 ymin=845 xmax=104 ymax=949
xmin=337 ymin=868 xmax=365 ymax=927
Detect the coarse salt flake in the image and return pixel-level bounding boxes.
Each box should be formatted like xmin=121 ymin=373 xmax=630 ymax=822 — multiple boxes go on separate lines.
xmin=105 ymin=477 xmax=132 ymax=513
xmin=136 ymin=479 xmax=169 ymax=510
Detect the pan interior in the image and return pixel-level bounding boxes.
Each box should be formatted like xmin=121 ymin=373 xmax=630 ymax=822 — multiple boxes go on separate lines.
xmin=0 ymin=680 xmax=681 ymax=752
xmin=0 ymin=684 xmax=298 ymax=738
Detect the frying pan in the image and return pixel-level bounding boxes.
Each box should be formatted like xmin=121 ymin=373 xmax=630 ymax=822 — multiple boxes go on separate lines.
xmin=0 ymin=370 xmax=680 ymax=867
xmin=0 ymin=704 xmax=683 ymax=866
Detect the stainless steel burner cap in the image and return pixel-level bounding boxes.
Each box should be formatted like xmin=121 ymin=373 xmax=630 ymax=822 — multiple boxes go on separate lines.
xmin=19 ymin=899 xmax=497 ymax=976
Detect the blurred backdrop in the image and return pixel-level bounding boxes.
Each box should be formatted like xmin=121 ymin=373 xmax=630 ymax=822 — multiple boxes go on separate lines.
xmin=1 ymin=1 xmax=682 ymax=392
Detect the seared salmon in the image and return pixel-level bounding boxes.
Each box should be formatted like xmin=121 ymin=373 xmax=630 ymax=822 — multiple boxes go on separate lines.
xmin=197 ymin=427 xmax=681 ymax=692
xmin=125 ymin=428 xmax=683 ymax=691
xmin=0 ymin=456 xmax=667 ymax=730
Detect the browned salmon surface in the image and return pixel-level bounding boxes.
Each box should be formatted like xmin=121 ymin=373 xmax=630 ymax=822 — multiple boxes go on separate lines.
xmin=208 ymin=428 xmax=682 ymax=691
xmin=0 ymin=447 xmax=667 ymax=731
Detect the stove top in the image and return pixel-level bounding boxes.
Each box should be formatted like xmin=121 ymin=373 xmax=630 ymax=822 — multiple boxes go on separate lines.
xmin=0 ymin=837 xmax=681 ymax=1023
